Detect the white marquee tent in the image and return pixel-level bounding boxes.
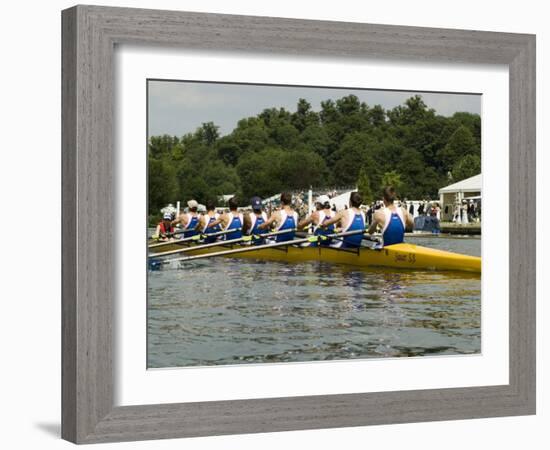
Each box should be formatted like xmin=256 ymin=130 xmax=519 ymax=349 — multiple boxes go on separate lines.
xmin=438 ymin=174 xmax=482 ymax=221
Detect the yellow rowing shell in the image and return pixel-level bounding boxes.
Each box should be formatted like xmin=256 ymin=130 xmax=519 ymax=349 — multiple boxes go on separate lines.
xmin=151 ymin=242 xmax=481 ymax=273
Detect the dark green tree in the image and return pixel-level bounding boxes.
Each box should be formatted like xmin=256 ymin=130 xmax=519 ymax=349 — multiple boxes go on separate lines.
xmin=231 ymin=117 xmax=270 ymax=154
xmin=148 ymin=158 xmax=178 ymax=213
xmin=437 ymin=125 xmax=478 ymax=171
xmin=148 ymin=135 xmax=182 ymax=159
xmin=452 ymin=154 xmax=481 ymax=182
xmin=236 ymin=148 xmax=286 ymax=199
xmin=381 ymin=170 xmax=404 ymax=193
xmin=148 ymin=93 xmax=481 ymax=218
xmin=194 ymin=122 xmax=220 ymax=146
xmin=216 ymin=136 xmax=243 ymax=166
xmin=356 ymin=167 xmax=374 ymax=204
xmin=270 ymin=123 xmax=300 ymax=148
xmin=299 ymin=125 xmax=331 ymax=159
xmin=331 ymin=132 xmax=377 ymax=184
xmin=291 ymin=98 xmax=319 ymax=132
xmin=280 ymin=150 xmax=328 ymax=190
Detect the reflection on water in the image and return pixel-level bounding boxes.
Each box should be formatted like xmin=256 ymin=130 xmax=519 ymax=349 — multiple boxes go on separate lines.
xmin=147 ymin=236 xmax=481 ymax=368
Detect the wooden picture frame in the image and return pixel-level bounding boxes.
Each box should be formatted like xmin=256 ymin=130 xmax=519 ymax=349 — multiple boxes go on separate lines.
xmin=62 ymin=5 xmax=536 ymax=444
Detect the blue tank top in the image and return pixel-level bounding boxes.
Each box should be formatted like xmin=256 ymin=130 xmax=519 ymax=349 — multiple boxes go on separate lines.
xmin=275 ymin=211 xmax=296 ymax=242
xmin=203 ymin=215 xmax=221 ymax=243
xmin=312 ymin=211 xmax=334 ymax=247
xmin=383 ymin=212 xmax=405 ymax=246
xmin=225 ymin=213 xmax=243 ymax=240
xmin=342 ymin=211 xmax=365 ymax=248
xmin=182 ymin=214 xmax=199 ymax=238
xmin=250 ymin=213 xmax=267 ymax=245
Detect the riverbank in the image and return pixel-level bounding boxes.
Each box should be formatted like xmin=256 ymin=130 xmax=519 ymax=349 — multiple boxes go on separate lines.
xmin=439 ymin=222 xmax=481 ymax=235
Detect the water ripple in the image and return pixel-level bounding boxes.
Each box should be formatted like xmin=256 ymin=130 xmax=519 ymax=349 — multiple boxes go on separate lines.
xmin=148 ymin=237 xmax=481 ymax=368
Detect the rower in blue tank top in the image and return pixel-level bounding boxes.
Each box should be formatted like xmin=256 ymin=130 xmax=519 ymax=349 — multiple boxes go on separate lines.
xmin=320 ymin=192 xmax=366 ymax=249
xmin=367 ymin=186 xmax=414 ymax=246
xmin=244 ymin=196 xmax=268 ymax=245
xmin=297 ymin=195 xmax=334 ymax=247
xmin=275 ymin=210 xmax=298 ymax=242
xmin=315 ymin=208 xmax=335 ymax=247
xmin=225 ymin=212 xmax=243 ymax=240
xmin=201 ymin=202 xmax=221 ymax=243
xmin=258 ymin=192 xmax=297 ymax=243
xmin=341 ymin=208 xmax=366 ymax=248
xmin=206 ymin=196 xmax=243 ymax=241
xmin=382 ymin=209 xmax=405 ymax=245
xmin=182 ymin=213 xmax=199 ymax=238
xmin=173 ymin=199 xmax=200 ymax=239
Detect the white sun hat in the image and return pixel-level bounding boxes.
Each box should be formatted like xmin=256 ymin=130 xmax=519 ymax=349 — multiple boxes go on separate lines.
xmin=316 ymin=195 xmax=330 ymax=205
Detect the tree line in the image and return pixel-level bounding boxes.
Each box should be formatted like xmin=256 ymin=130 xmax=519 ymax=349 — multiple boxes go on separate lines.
xmin=149 ymin=94 xmax=481 ymax=217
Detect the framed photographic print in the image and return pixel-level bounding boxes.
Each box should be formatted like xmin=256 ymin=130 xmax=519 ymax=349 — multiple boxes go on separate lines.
xmin=62 ymin=5 xmax=535 ymax=444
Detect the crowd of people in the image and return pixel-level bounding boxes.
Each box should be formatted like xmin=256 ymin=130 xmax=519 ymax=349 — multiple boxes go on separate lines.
xmin=154 ymin=187 xmax=414 ymax=248
xmin=451 ymin=199 xmax=482 ymax=223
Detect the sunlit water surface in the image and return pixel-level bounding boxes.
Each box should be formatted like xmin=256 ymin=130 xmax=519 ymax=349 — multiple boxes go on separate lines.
xmin=148 ymin=236 xmax=481 ymax=368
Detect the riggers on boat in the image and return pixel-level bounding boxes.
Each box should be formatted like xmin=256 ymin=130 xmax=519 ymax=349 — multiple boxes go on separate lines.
xmin=150 ymin=241 xmax=481 ymax=273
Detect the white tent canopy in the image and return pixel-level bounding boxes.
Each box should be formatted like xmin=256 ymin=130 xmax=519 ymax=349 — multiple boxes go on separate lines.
xmin=438 ymin=174 xmax=482 ymax=194
xmin=438 ymin=174 xmax=481 ymax=222
xmin=329 ymin=190 xmax=354 ymax=211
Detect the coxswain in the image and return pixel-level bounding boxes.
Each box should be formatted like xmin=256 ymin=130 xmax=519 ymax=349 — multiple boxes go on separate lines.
xmin=243 ymin=196 xmax=268 ymax=245
xmin=172 ymin=199 xmax=200 ymax=238
xmin=199 ymin=201 xmax=221 ymax=243
xmin=321 ymin=191 xmax=365 ymax=248
xmin=154 ymin=212 xmax=175 ymax=241
xmin=207 ymin=196 xmax=243 ymax=240
xmin=258 ymin=192 xmax=297 ymax=242
xmin=367 ymin=186 xmax=414 ymax=245
xmin=297 ymin=195 xmax=335 ymax=246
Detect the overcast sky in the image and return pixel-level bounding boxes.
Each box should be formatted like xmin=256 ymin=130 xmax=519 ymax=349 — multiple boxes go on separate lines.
xmin=148 ymin=80 xmax=481 ymax=137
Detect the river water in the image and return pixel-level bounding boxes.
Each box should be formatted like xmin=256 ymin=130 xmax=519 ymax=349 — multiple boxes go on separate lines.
xmin=147 ymin=236 xmax=481 ymax=368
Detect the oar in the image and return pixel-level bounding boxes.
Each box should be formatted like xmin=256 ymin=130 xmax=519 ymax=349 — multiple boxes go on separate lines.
xmin=148 ymin=228 xmax=241 ymax=249
xmin=150 ymin=224 xmax=234 ymax=241
xmin=149 ymin=228 xmax=295 ymax=258
xmin=324 ymin=233 xmax=382 ymax=249
xmin=155 ymin=229 xmax=369 ymax=266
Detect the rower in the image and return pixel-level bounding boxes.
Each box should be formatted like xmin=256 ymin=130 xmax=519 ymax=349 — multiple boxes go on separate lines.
xmin=367 ymin=186 xmax=414 ymax=246
xmin=259 ymin=192 xmax=297 ymax=242
xmin=298 ymin=194 xmax=334 ymax=246
xmin=321 ymin=191 xmax=365 ymax=248
xmin=200 ymin=201 xmax=221 ymax=243
xmin=154 ymin=212 xmax=175 ymax=241
xmin=208 ymin=196 xmax=243 ymax=240
xmin=243 ymin=196 xmax=268 ymax=245
xmin=172 ymin=199 xmax=200 ymax=239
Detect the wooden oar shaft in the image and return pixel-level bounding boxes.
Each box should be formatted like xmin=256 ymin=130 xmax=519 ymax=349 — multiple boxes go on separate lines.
xmin=148 ymin=228 xmax=240 ymax=249
xmin=150 ymin=229 xmax=294 ymax=258
xmin=163 ymin=229 xmax=368 ymax=265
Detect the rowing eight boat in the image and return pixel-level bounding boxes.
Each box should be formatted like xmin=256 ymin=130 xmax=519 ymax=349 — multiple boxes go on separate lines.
xmin=150 ymin=240 xmax=481 ymax=273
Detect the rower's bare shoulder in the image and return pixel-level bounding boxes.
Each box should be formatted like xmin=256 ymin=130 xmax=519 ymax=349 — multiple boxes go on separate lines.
xmin=373 ymin=209 xmax=385 ymax=220
xmin=334 ymin=209 xmax=345 ymax=219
